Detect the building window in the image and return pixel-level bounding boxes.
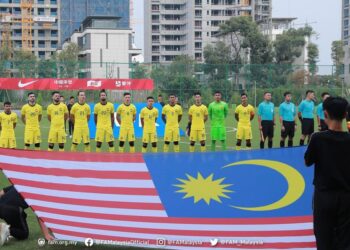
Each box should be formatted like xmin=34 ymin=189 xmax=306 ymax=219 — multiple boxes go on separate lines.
xmin=51 ymin=41 xmax=57 ymax=48
xmin=38 ymin=40 xmax=45 ymax=48
xmin=38 ymin=51 xmax=45 ymax=59
xmin=346 ymin=0 xmax=350 ymax=6
xmin=38 ymin=8 xmax=45 ymax=16
xmin=344 ymin=8 xmax=349 ymax=18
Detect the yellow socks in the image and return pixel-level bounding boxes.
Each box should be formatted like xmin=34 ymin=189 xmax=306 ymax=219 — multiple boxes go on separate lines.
xmin=71 ymin=144 xmax=77 ymax=152
xmin=152 ymin=147 xmax=157 ymax=153
xmin=59 ymin=148 xmax=64 ymax=152
xmin=200 ymin=145 xmax=206 ymax=152
xmin=108 ymin=146 xmax=114 ymax=153
xmin=130 ymin=146 xmax=135 ymax=153
xmin=48 ymin=148 xmax=53 ymax=152
xmin=190 ymin=145 xmax=195 ymax=152
xmin=96 ymin=147 xmax=102 ymax=153
xmin=163 ymin=144 xmax=169 ymax=152
xmin=174 ymin=144 xmax=180 ymax=153
xmin=142 ymin=147 xmax=147 ymax=153
xmin=119 ymin=146 xmax=124 ymax=153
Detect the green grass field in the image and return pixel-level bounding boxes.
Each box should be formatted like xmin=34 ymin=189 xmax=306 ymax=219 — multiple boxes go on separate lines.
xmin=0 ymin=107 xmax=314 ymax=249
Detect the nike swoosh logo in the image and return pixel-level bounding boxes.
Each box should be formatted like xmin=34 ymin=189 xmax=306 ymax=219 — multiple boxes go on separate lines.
xmin=18 ymin=80 xmax=38 ymax=88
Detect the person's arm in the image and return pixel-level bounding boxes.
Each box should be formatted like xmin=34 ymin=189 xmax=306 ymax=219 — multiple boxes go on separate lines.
xmin=204 ymin=114 xmax=208 ymax=122
xmin=316 ymin=105 xmax=322 ymax=130
xmin=21 ymin=114 xmax=26 ymax=125
xmin=162 ymin=114 xmax=166 ymax=124
xmin=110 ymin=113 xmax=114 ymax=128
xmin=257 ymin=104 xmax=262 ymax=130
xmin=94 ymin=114 xmax=98 ymax=125
xmin=38 ymin=218 xmax=55 ymax=241
xmin=250 ymin=109 xmax=255 ymax=121
xmin=208 ymin=104 xmax=212 ymax=120
xmin=140 ymin=110 xmax=144 ymax=128
xmin=304 ymin=134 xmax=317 ymax=166
xmin=178 ymin=115 xmax=182 ymax=123
xmin=224 ymin=103 xmax=228 ymax=118
xmin=234 ymin=113 xmax=239 ymax=122
xmin=279 ymin=105 xmax=283 ymax=125
xmin=272 ymin=104 xmax=275 ymax=125
xmin=298 ymin=102 xmax=303 ymax=122
xmin=116 ymin=113 xmax=121 ymax=125
xmin=13 ymin=122 xmax=16 ymax=129
xmin=38 ymin=106 xmax=42 ymax=122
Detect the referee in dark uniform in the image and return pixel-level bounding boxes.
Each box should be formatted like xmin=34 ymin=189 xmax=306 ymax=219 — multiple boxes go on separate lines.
xmin=298 ymin=90 xmax=315 ymax=145
xmin=305 ymin=96 xmax=350 ymax=250
xmin=258 ymin=92 xmax=275 ymax=149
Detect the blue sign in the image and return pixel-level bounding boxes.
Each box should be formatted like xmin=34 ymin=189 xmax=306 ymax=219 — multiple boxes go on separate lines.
xmin=88 ymin=103 xmax=185 ymax=139
xmin=144 ymin=147 xmax=313 ymax=218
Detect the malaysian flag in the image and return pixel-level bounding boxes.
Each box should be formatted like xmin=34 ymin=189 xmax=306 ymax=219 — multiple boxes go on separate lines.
xmin=0 ymin=147 xmax=316 ymax=249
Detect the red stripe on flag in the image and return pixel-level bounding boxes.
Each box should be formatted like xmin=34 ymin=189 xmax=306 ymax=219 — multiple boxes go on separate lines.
xmin=2 ymin=163 xmax=151 ymax=179
xmin=42 ymin=217 xmax=314 ymax=237
xmin=51 ymin=228 xmax=316 ymax=249
xmin=10 ymin=178 xmax=157 ymax=195
xmin=0 ymin=149 xmax=145 ymax=163
xmin=33 ymin=206 xmax=313 ymax=225
xmin=23 ymin=193 xmax=163 ymax=210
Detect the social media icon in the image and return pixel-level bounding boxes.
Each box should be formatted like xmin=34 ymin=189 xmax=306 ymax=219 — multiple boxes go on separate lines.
xmin=85 ymin=238 xmax=94 ymax=247
xmin=210 ymin=238 xmax=219 ymax=247
xmin=37 ymin=238 xmax=46 ymax=247
xmin=156 ymin=238 xmax=166 ymax=246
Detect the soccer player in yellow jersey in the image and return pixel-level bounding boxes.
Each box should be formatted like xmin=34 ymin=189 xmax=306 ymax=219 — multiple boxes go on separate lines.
xmin=70 ymin=91 xmax=91 ymax=152
xmin=235 ymin=93 xmax=255 ymax=150
xmin=140 ymin=96 xmax=159 ymax=153
xmin=117 ymin=92 xmax=137 ymax=153
xmin=94 ymin=90 xmax=115 ymax=153
xmin=0 ymin=102 xmax=17 ymax=149
xmin=188 ymin=92 xmax=208 ymax=152
xmin=162 ymin=94 xmax=183 ymax=152
xmin=21 ymin=92 xmax=42 ymax=150
xmin=47 ymin=91 xmax=68 ymax=151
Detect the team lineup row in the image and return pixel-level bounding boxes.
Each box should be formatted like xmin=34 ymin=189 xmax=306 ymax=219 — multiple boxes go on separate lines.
xmin=0 ymin=89 xmax=349 ymax=152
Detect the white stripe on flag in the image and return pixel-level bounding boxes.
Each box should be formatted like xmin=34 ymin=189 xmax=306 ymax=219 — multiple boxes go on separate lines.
xmin=0 ymin=155 xmax=148 ymax=171
xmin=46 ymin=222 xmax=316 ymax=243
xmin=27 ymin=199 xmax=167 ymax=217
xmin=15 ymin=185 xmax=162 ymax=203
xmin=4 ymin=171 xmax=154 ymax=188
xmin=36 ymin=211 xmax=313 ymax=232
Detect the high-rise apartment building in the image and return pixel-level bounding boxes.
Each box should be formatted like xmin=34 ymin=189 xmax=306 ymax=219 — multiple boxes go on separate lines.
xmin=0 ymin=0 xmax=60 ymax=59
xmin=144 ymin=0 xmax=271 ymax=63
xmin=60 ymin=0 xmax=129 ymax=45
xmin=342 ymin=0 xmax=350 ymax=84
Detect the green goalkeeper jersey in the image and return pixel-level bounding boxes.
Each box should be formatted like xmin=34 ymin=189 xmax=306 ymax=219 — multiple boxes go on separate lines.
xmin=208 ymin=101 xmax=228 ymax=127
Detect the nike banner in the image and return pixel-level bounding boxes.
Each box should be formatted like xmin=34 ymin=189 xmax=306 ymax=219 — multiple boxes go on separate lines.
xmin=0 ymin=78 xmax=154 ymax=90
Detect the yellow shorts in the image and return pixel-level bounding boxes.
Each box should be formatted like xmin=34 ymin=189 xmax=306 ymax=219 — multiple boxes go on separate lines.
xmin=24 ymin=128 xmax=41 ymax=144
xmin=142 ymin=132 xmax=157 ymax=144
xmin=190 ymin=130 xmax=206 ymax=142
xmin=72 ymin=127 xmax=90 ymax=144
xmin=0 ymin=137 xmax=16 ymax=149
xmin=95 ymin=127 xmax=114 ymax=143
xmin=48 ymin=128 xmax=66 ymax=144
xmin=119 ymin=127 xmax=135 ymax=142
xmin=164 ymin=127 xmax=180 ymax=142
xmin=236 ymin=124 xmax=252 ymax=140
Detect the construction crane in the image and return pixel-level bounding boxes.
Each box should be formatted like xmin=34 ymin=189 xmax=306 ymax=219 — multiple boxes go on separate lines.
xmin=20 ymin=0 xmax=34 ymax=51
xmin=0 ymin=14 xmax=12 ymax=59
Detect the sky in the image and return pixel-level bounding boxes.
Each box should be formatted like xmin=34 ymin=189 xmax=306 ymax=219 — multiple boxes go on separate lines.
xmin=133 ymin=0 xmax=341 ymax=69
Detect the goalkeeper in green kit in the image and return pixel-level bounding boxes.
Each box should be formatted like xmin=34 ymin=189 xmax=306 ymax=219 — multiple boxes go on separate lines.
xmin=208 ymin=91 xmax=229 ymax=151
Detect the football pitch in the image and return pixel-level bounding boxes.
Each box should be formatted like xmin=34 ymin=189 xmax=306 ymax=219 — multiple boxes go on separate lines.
xmin=0 ymin=107 xmax=311 ymax=249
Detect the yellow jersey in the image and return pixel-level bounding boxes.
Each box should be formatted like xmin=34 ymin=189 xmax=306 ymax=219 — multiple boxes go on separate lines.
xmin=140 ymin=107 xmax=158 ymax=133
xmin=21 ymin=103 xmax=42 ymax=129
xmin=189 ymin=104 xmax=208 ymax=130
xmin=162 ymin=104 xmax=182 ymax=128
xmin=235 ymin=104 xmax=255 ymax=125
xmin=117 ymin=103 xmax=136 ymax=128
xmin=0 ymin=112 xmax=17 ymax=136
xmin=94 ymin=102 xmax=114 ymax=129
xmin=47 ymin=103 xmax=68 ymax=129
xmin=71 ymin=103 xmax=91 ymax=128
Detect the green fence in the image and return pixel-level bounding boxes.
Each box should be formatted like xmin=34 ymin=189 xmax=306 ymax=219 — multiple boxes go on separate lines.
xmin=0 ymin=61 xmax=348 ymax=108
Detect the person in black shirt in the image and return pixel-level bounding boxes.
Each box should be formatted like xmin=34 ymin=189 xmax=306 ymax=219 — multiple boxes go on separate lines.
xmin=67 ymin=96 xmax=75 ymax=138
xmin=304 ymin=96 xmax=350 ymax=250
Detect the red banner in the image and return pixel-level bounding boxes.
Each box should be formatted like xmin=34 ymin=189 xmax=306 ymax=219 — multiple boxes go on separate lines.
xmin=0 ymin=78 xmax=154 ymax=90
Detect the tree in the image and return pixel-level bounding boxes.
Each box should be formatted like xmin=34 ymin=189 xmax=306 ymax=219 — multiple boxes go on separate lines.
xmin=274 ymin=26 xmax=313 ymax=64
xmin=307 ymin=42 xmax=319 ymax=75
xmin=331 ymin=40 xmax=345 ymax=76
xmin=217 ymin=16 xmax=273 ymax=88
xmin=150 ymin=55 xmax=200 ymax=104
xmin=57 ymin=42 xmax=80 ymax=78
xmin=12 ymin=50 xmax=37 ymax=77
xmin=219 ymin=16 xmax=272 ymax=65
xmin=130 ymin=62 xmax=149 ymax=79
